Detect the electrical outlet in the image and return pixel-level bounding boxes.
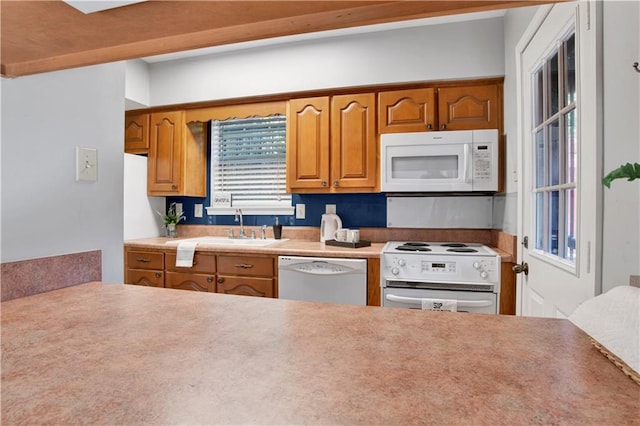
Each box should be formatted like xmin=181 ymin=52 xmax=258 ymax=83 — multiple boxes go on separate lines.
xmin=295 ymin=203 xmax=306 ymax=219
xmin=175 ymin=203 xmax=183 ymax=217
xmin=326 ymin=204 xmax=336 ymax=214
xmin=194 ymin=204 xmax=203 ymax=218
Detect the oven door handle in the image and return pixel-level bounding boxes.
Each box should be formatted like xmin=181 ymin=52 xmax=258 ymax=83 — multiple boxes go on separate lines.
xmin=385 ymin=294 xmax=493 ymax=308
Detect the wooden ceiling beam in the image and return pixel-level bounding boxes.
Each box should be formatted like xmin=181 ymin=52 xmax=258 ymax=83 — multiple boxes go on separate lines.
xmin=1 ymin=0 xmax=566 ymax=77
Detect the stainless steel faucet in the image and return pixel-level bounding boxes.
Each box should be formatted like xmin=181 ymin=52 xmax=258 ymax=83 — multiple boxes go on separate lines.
xmin=235 ymin=209 xmax=246 ymax=238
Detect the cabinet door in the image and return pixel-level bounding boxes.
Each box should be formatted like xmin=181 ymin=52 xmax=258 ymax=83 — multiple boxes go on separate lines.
xmin=166 ymin=272 xmax=215 ymax=292
xmin=125 ymin=113 xmax=150 ymax=154
xmin=437 ymin=84 xmax=500 ymax=131
xmin=217 ymin=255 xmax=274 ymax=277
xmin=216 ymin=276 xmax=274 ymax=298
xmin=286 ymin=97 xmax=330 ymax=191
xmin=165 ymin=252 xmax=216 ymax=274
xmin=378 ymin=88 xmax=436 ymax=133
xmin=148 ymin=111 xmax=184 ymax=195
xmin=126 ymin=269 xmax=164 ymax=287
xmin=330 ymin=93 xmax=377 ymax=191
xmin=126 ymin=250 xmax=164 ymax=270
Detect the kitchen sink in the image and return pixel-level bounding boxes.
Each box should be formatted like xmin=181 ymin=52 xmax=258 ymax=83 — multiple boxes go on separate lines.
xmin=165 ymin=236 xmax=288 ymax=247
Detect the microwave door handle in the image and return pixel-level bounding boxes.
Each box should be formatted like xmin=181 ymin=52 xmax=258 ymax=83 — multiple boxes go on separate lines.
xmin=385 ymin=294 xmax=493 ymax=308
xmin=462 ymin=144 xmax=472 ymax=183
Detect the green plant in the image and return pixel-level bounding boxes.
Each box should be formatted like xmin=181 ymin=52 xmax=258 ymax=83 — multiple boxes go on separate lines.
xmin=602 ymin=162 xmax=640 ymax=188
xmin=157 ymin=202 xmax=185 ymax=225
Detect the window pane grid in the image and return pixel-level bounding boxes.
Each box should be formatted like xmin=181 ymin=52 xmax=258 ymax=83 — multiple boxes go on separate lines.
xmin=531 ymin=29 xmax=577 ymax=263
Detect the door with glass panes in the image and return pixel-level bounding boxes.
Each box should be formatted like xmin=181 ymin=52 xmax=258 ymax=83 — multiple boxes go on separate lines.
xmin=516 ymin=1 xmax=602 ymax=318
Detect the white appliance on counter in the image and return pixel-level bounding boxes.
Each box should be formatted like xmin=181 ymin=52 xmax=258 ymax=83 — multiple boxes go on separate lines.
xmin=381 ymin=242 xmax=500 ymax=314
xmin=319 ymin=213 xmax=342 ymax=243
xmin=278 ymin=256 xmax=367 ymax=306
xmin=380 ymin=129 xmax=498 ymax=192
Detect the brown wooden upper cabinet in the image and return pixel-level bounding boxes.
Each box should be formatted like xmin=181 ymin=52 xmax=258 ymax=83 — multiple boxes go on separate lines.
xmin=147 ymin=111 xmax=207 ymax=197
xmin=124 ymin=113 xmax=150 ymax=154
xmin=437 ymin=84 xmax=500 ymax=131
xmin=378 ymin=83 xmax=502 ymax=133
xmin=287 ymin=93 xmax=377 ymax=193
xmin=378 ymin=88 xmax=436 ymax=133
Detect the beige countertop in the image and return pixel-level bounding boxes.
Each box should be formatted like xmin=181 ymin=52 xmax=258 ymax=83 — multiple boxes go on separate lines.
xmin=125 ymin=236 xmax=512 ymax=261
xmin=2 ymin=282 xmax=638 ymax=424
xmin=127 ymin=236 xmax=387 ymax=258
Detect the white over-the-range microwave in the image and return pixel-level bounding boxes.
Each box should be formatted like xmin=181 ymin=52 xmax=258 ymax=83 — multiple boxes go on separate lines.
xmin=380 ymin=129 xmax=498 ymax=192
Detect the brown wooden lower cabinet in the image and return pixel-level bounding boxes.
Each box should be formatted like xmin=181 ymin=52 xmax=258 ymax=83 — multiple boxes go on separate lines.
xmin=166 ymin=271 xmax=215 ymax=292
xmin=126 ymin=269 xmax=164 ymax=288
xmin=216 ymin=276 xmax=274 ymax=298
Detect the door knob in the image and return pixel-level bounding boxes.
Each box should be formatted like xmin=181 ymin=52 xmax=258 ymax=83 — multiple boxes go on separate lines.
xmin=512 ymin=262 xmax=529 ymax=276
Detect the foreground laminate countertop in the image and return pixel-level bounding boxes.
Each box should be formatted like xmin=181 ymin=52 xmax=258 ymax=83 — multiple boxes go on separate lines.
xmin=2 ymin=283 xmax=638 ymax=425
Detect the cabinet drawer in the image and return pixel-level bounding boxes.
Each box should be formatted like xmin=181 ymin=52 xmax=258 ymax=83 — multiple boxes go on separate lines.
xmin=216 ymin=276 xmax=274 ymax=298
xmin=165 ymin=272 xmax=215 ymax=292
xmin=217 ymin=255 xmax=274 ymax=277
xmin=125 ymin=269 xmax=164 ymax=287
xmin=126 ymin=251 xmax=164 ymax=270
xmin=165 ymin=252 xmax=216 ymax=273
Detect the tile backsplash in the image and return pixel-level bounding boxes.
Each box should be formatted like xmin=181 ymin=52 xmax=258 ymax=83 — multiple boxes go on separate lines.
xmin=169 ymin=193 xmax=387 ymax=229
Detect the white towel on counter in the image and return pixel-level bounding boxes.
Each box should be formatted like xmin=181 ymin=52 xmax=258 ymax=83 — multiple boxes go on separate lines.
xmin=175 ymin=241 xmax=198 ymax=267
xmin=422 ymin=298 xmax=457 ymax=312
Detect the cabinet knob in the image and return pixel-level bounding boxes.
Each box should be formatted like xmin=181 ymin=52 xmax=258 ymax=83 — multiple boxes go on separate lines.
xmin=321 ymin=181 xmax=327 ymax=187
xmin=333 ymin=181 xmax=339 ymax=187
xmin=171 ymin=185 xmax=178 ymax=190
xmin=441 ymin=124 xmax=447 ymax=130
xmin=154 ymin=272 xmax=162 ymax=278
xmin=206 ymin=276 xmax=213 ymax=283
xmin=427 ymin=124 xmax=433 ymax=130
xmin=217 ymin=277 xmax=224 ymax=284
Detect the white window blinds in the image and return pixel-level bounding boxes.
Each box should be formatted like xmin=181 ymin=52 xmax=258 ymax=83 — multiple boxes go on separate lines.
xmin=210 ymin=115 xmax=291 ymax=212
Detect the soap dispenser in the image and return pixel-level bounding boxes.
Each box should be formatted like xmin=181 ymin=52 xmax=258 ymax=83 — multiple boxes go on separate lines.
xmin=273 ymin=217 xmax=282 ymax=240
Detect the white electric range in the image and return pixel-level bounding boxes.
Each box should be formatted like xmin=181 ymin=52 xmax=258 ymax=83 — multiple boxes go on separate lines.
xmin=380 ymin=241 xmax=501 ymax=314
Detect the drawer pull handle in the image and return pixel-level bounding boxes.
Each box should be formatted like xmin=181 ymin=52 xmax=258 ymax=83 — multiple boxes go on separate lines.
xmin=217 ymin=277 xmax=224 ymax=284
xmin=136 ymin=258 xmax=151 ymax=263
xmin=235 ymin=263 xmax=254 ymax=269
xmin=206 ymin=276 xmax=213 ymax=283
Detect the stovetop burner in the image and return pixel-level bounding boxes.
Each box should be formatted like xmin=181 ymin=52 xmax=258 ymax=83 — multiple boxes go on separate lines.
xmin=446 ymin=248 xmax=478 ymax=253
xmin=396 ymin=245 xmax=432 ymax=252
xmin=440 ymin=243 xmax=468 ymax=248
xmin=404 ymin=242 xmax=430 ymax=246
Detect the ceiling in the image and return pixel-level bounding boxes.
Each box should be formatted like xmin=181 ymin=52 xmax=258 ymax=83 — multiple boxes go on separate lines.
xmin=1 ymin=0 xmax=563 ymax=78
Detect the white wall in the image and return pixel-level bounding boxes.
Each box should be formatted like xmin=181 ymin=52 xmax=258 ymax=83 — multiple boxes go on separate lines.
xmin=494 ymin=5 xmax=542 ymax=234
xmin=601 ymin=0 xmax=640 ymax=291
xmin=125 ymin=59 xmax=150 ymax=109
xmin=149 ymin=17 xmax=505 ymax=106
xmin=1 ymin=63 xmax=126 ymax=283
xmin=123 ymin=154 xmax=165 ymax=239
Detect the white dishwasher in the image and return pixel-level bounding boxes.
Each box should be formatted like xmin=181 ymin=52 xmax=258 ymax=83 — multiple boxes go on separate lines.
xmin=278 ymin=256 xmax=367 ymax=306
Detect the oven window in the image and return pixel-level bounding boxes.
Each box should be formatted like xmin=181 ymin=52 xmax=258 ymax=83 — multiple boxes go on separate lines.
xmin=391 ymin=155 xmax=459 ymax=179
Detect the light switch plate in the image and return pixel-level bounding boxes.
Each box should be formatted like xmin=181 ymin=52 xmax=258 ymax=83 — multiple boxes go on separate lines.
xmin=194 ymin=204 xmax=203 ymax=218
xmin=326 ymin=204 xmax=336 ymax=214
xmin=295 ymin=203 xmax=306 ymax=219
xmin=75 ymin=146 xmax=98 ymax=182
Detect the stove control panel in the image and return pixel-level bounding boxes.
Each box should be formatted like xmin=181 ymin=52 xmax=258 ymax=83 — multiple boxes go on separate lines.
xmin=382 ymin=254 xmax=500 ymax=286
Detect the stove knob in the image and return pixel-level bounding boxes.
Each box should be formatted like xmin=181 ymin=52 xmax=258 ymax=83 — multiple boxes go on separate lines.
xmin=473 ymin=262 xmax=481 ymax=270
xmin=480 ymin=271 xmax=488 ymax=279
xmin=398 ymin=259 xmax=406 ymax=267
xmin=391 ymin=267 xmax=400 ymax=275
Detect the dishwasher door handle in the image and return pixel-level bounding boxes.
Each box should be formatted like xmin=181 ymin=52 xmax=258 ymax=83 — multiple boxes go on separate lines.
xmin=385 ymin=294 xmax=494 ymax=307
